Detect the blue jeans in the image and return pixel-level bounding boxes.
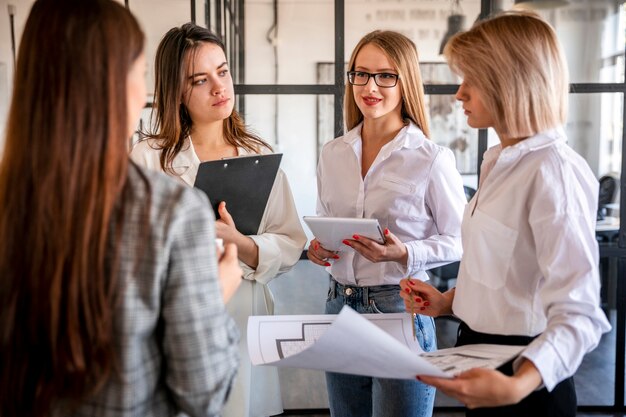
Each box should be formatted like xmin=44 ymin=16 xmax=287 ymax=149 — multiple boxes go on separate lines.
xmin=324 ymin=279 xmax=436 ymax=417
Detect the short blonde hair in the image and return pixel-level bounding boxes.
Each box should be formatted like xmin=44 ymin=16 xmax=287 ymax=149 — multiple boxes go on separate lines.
xmin=344 ymin=30 xmax=431 ymax=138
xmin=444 ymin=10 xmax=568 ymax=138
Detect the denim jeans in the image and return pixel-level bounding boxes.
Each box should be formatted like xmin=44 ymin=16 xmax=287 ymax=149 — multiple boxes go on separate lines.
xmin=324 ymin=279 xmax=436 ymax=417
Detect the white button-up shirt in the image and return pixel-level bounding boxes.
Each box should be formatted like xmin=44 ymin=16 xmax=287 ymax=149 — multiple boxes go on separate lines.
xmin=316 ymin=122 xmax=466 ymax=286
xmin=453 ymin=127 xmax=612 ymax=391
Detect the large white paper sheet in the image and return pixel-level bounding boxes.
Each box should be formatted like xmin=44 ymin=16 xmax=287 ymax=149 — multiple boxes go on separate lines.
xmin=248 ymin=306 xmax=524 ymax=380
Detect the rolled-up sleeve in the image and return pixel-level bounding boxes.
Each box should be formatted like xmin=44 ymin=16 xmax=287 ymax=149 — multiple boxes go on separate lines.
xmin=241 ymin=170 xmax=306 ymax=284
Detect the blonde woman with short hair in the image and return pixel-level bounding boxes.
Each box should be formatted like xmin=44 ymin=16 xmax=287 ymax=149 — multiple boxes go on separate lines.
xmin=401 ymin=11 xmax=611 ymax=416
xmin=308 ymin=30 xmax=466 ymax=417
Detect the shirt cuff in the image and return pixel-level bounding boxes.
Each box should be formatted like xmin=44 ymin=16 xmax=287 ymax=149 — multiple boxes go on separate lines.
xmin=404 ymin=240 xmax=426 ymax=278
xmin=240 ymin=235 xmax=280 ymax=285
xmin=514 ymin=339 xmax=565 ymax=392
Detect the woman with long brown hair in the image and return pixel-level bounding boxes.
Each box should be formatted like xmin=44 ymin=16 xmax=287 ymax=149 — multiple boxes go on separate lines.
xmin=131 ymin=23 xmax=306 ymax=417
xmin=0 ymin=1 xmax=240 ymax=416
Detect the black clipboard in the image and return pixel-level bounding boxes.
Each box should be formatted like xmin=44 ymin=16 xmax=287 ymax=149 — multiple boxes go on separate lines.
xmin=194 ymin=153 xmax=282 ymax=235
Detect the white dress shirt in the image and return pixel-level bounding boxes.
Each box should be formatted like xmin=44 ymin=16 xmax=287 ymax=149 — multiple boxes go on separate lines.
xmin=130 ymin=137 xmax=306 ymax=417
xmin=316 ymin=122 xmax=466 ymax=286
xmin=452 ymin=127 xmax=612 ymax=391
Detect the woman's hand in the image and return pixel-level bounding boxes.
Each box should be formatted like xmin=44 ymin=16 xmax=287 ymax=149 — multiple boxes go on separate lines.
xmin=399 ymin=279 xmax=454 ymax=317
xmin=216 ymin=201 xmax=259 ymax=268
xmin=215 ymin=201 xmax=243 ymax=243
xmin=417 ymin=359 xmax=542 ymax=409
xmin=217 ymin=243 xmax=242 ymax=303
xmin=307 ymin=238 xmax=339 ymax=267
xmin=343 ymin=228 xmax=407 ymax=265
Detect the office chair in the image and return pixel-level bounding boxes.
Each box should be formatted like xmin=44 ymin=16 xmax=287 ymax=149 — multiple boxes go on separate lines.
xmin=597 ymin=173 xmax=620 ymax=221
xmin=464 ymin=185 xmax=476 ymax=201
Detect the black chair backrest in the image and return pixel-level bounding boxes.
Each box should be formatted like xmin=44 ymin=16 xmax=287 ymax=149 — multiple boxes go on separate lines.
xmin=463 ymin=185 xmax=476 ymax=202
xmin=599 ymin=175 xmax=618 ymax=206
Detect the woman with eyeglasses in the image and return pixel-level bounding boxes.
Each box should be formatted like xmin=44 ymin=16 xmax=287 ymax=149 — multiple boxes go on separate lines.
xmin=307 ymin=30 xmax=466 ymax=417
xmin=130 ymin=23 xmax=306 ymax=417
xmin=401 ymin=11 xmax=611 ymax=415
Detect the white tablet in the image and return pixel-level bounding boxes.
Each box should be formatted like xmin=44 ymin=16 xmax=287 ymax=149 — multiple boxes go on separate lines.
xmin=303 ymin=216 xmax=386 ymax=251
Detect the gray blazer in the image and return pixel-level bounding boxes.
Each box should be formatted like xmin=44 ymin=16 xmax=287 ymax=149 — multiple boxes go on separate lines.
xmin=69 ymin=163 xmax=239 ymax=417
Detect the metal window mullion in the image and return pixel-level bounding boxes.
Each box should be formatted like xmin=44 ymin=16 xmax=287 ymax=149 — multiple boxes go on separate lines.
xmin=334 ymin=0 xmax=345 ymax=137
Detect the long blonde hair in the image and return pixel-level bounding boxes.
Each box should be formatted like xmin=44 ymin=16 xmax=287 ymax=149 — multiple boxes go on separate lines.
xmin=444 ymin=10 xmax=568 ymax=138
xmin=344 ymin=30 xmax=431 ymax=138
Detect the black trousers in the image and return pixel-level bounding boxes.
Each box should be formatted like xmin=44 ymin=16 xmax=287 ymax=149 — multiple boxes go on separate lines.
xmin=456 ymin=322 xmax=577 ymax=417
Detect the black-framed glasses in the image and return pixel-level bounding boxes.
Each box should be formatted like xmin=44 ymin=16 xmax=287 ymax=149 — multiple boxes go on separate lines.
xmin=347 ymin=71 xmax=399 ymax=88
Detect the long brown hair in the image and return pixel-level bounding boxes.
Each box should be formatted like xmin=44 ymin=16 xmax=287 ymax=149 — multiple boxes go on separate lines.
xmin=145 ymin=23 xmax=271 ymax=174
xmin=345 ymin=30 xmax=431 ymax=137
xmin=0 ymin=0 xmax=145 ymax=415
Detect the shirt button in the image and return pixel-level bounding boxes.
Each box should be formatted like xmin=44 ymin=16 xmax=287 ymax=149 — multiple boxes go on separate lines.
xmin=345 ymin=288 xmax=353 ymax=296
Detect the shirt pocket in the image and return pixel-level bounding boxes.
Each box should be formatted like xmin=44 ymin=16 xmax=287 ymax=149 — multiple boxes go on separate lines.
xmin=379 ymin=174 xmax=424 ymax=221
xmin=463 ymin=208 xmax=518 ymax=290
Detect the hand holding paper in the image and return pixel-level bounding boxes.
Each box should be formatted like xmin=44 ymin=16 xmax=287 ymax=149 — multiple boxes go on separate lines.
xmin=418 ymin=359 xmax=542 ymax=409
xmin=247 ymin=306 xmax=523 ymax=380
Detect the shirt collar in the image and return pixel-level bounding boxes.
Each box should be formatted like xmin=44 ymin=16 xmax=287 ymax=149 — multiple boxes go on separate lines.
xmin=484 ymin=126 xmax=566 ymax=162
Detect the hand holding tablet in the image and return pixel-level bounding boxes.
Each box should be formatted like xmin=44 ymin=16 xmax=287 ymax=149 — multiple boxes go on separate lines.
xmin=303 ymin=216 xmax=386 ymax=252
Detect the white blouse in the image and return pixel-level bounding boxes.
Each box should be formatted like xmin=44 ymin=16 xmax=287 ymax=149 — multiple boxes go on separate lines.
xmin=316 ymin=122 xmax=466 ymax=286
xmin=130 ymin=137 xmax=307 ymax=285
xmin=452 ymin=127 xmax=612 ymax=391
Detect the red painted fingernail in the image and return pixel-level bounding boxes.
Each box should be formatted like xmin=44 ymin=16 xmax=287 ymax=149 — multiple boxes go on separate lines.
xmin=324 ymin=262 xmax=331 ymax=267
xmin=420 ymin=306 xmax=426 ymax=311
xmin=414 ymin=297 xmax=421 ymax=302
xmin=384 ymin=228 xmax=389 ymax=235
xmin=342 ymin=239 xmax=351 ymax=246
xmin=405 ymin=288 xmax=411 ymax=293
xmin=352 ymin=234 xmax=360 ymax=240
xmin=424 ymin=301 xmax=430 ymax=307
xmin=408 ymin=280 xmax=415 ymax=286
xmin=332 ymin=255 xmax=340 ymax=259
xmin=314 ymin=242 xmax=318 ymax=250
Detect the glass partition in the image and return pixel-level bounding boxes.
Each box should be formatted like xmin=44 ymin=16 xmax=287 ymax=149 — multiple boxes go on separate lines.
xmin=243 ymin=0 xmax=335 ymax=84
xmin=500 ymin=0 xmax=625 ymax=84
xmin=345 ymin=0 xmax=482 ymax=82
xmin=242 ymin=94 xmax=333 ymax=234
xmin=567 ymin=93 xmax=623 ymax=178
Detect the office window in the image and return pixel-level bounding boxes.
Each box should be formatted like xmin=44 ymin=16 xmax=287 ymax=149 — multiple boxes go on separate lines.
xmin=501 ymin=0 xmax=626 ymax=84
xmin=244 ymin=0 xmax=335 ymax=84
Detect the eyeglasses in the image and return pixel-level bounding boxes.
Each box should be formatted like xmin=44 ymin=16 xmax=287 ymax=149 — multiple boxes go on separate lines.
xmin=347 ymin=71 xmax=399 ymax=88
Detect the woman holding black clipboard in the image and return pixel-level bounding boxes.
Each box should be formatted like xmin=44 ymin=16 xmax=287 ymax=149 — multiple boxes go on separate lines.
xmin=130 ymin=23 xmax=306 ymax=417
xmin=307 ymin=30 xmax=466 ymax=417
